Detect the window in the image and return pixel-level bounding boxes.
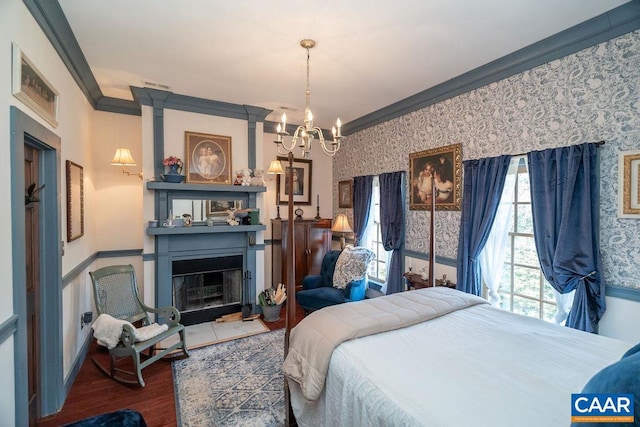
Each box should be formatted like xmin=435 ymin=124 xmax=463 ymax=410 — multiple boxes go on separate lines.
xmin=364 ymin=177 xmax=388 ymax=283
xmin=485 ymin=158 xmax=571 ymax=324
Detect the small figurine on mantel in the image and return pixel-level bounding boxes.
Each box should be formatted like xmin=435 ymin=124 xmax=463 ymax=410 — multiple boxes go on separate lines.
xmin=250 ymin=169 xmax=265 ymax=186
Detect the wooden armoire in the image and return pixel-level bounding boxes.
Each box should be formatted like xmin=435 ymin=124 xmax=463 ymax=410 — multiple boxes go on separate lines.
xmin=271 ymin=218 xmax=332 ymax=288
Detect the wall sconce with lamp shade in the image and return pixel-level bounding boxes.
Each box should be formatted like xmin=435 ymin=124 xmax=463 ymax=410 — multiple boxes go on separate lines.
xmin=110 ymin=148 xmax=142 ymax=179
xmin=332 ymin=213 xmax=353 ymax=250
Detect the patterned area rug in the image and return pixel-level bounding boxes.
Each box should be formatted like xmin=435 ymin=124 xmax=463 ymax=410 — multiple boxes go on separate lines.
xmin=173 ymin=329 xmax=285 ymax=426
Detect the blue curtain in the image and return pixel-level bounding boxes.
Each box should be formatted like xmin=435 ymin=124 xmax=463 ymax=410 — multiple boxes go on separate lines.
xmin=527 ymin=143 xmax=604 ymax=333
xmin=352 ymin=175 xmax=373 ymax=246
xmin=457 ymin=155 xmax=512 ymax=295
xmin=379 ymin=172 xmax=406 ymax=294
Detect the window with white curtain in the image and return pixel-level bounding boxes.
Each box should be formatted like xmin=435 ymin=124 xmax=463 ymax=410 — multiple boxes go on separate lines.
xmin=480 ymin=157 xmax=573 ymax=324
xmin=363 ymin=177 xmax=388 ymax=283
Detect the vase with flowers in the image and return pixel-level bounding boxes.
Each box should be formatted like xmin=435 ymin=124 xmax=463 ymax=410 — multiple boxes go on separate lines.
xmin=162 ymin=156 xmax=185 ymax=183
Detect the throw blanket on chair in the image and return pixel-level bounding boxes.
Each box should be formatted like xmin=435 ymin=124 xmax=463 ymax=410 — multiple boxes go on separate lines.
xmin=92 ymin=313 xmax=168 ymax=349
xmin=282 ymin=287 xmax=488 ymax=400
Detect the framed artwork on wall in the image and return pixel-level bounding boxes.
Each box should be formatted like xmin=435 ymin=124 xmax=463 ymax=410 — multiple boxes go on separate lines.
xmin=409 ymin=143 xmax=462 ymax=211
xmin=12 ymin=43 xmax=59 ymax=127
xmin=185 ymin=131 xmax=232 ymax=184
xmin=276 ymin=156 xmax=312 ymax=205
xmin=66 ymin=160 xmax=84 ymax=242
xmin=338 ymin=180 xmax=353 ymax=208
xmin=618 ymin=149 xmax=640 ymax=218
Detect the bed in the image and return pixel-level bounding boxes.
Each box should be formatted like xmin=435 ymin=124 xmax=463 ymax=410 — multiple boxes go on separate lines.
xmin=282 ymin=287 xmax=633 ymax=427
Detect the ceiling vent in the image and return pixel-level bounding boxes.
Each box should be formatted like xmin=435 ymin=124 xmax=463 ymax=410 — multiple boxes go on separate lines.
xmin=142 ymin=80 xmax=171 ymax=91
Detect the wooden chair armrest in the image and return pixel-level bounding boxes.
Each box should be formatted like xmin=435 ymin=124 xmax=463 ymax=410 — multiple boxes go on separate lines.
xmin=145 ymin=305 xmax=182 ymax=326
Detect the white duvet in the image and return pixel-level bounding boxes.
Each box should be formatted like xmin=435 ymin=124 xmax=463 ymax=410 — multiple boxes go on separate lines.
xmin=289 ymin=297 xmax=632 ymax=427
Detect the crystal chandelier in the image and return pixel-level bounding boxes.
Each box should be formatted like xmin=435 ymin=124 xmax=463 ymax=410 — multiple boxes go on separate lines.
xmin=274 ymin=39 xmax=343 ymax=158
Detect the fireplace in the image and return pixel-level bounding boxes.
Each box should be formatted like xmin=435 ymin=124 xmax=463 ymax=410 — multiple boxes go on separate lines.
xmin=172 ymin=256 xmax=244 ymax=325
xmin=147 ymin=182 xmax=266 ymax=327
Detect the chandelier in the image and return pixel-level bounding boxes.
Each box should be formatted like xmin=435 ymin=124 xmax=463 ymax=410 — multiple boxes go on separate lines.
xmin=274 ymin=39 xmax=343 ymax=158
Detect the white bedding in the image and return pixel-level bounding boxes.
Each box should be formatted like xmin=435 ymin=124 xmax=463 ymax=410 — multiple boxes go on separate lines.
xmin=289 ymin=301 xmax=632 ymax=427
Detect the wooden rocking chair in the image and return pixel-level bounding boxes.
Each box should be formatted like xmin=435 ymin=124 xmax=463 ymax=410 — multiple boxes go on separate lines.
xmin=89 ymin=264 xmax=189 ymax=387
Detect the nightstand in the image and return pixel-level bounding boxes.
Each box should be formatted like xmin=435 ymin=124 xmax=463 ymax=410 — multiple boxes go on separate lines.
xmin=403 ymin=272 xmax=456 ymax=290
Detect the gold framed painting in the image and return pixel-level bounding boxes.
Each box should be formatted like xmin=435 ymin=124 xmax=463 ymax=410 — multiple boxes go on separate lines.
xmin=276 ymin=157 xmax=312 ymax=205
xmin=185 ymin=131 xmax=232 ymax=184
xmin=12 ymin=43 xmax=59 ymax=127
xmin=618 ymin=149 xmax=640 ymax=218
xmin=409 ymin=143 xmax=462 ymax=211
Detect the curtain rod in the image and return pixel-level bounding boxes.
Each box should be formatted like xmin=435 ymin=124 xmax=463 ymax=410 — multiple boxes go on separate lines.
xmin=510 ymin=140 xmax=605 ymax=158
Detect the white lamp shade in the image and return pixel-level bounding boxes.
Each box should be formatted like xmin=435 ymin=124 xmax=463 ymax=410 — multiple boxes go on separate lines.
xmin=332 ymin=213 xmax=353 ymax=233
xmin=267 ymin=160 xmax=284 ymax=175
xmin=267 ymin=159 xmax=285 ymax=174
xmin=110 ymin=148 xmax=137 ymax=166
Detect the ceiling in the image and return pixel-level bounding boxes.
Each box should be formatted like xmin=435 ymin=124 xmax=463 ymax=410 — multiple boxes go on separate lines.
xmin=58 ymin=0 xmax=630 ymax=129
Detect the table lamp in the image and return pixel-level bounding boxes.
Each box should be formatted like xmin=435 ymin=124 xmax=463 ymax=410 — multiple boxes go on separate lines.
xmin=332 ymin=213 xmax=353 ymax=250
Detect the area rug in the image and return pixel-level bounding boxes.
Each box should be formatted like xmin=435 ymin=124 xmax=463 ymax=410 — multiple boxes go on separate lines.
xmin=162 ymin=318 xmax=269 ymax=351
xmin=173 ymin=329 xmax=285 ymax=426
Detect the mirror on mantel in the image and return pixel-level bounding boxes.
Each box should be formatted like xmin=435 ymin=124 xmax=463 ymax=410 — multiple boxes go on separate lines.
xmin=172 ymin=199 xmax=244 ymax=222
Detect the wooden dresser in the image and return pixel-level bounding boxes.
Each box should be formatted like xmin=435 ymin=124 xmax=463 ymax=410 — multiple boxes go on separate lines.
xmin=271 ymin=218 xmax=332 ymax=288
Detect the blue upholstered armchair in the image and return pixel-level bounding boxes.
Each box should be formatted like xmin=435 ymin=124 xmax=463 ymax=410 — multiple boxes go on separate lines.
xmin=296 ymin=248 xmax=373 ymax=313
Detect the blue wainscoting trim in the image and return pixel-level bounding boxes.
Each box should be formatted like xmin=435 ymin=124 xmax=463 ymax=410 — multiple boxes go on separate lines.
xmin=606 ymin=285 xmax=640 ymax=303
xmin=0 ymin=315 xmax=18 ymax=346
xmin=344 ymin=2 xmax=640 ymax=135
xmin=62 ymin=249 xmax=143 ymax=288
xmin=142 ymin=252 xmax=156 ymax=262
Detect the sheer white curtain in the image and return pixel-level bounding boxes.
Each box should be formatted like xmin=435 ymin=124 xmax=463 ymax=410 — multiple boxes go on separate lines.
xmin=478 ymin=157 xmax=520 ymax=307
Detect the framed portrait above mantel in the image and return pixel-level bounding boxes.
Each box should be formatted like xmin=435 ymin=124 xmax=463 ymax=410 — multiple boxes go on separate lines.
xmin=409 ymin=143 xmax=462 ymax=211
xmin=12 ymin=43 xmax=59 ymax=127
xmin=276 ymin=156 xmax=312 ymax=205
xmin=618 ymin=149 xmax=640 ymax=218
xmin=185 ymin=131 xmax=232 ymax=184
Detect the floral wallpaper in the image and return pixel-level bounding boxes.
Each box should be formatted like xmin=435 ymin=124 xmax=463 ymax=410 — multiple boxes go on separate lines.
xmin=334 ymin=30 xmax=640 ymax=290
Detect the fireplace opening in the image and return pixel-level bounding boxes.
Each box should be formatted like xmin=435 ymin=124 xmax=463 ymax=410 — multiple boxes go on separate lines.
xmin=172 ymin=255 xmax=243 ymax=325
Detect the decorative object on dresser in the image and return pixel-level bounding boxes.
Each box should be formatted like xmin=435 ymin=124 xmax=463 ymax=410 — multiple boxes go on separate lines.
xmin=276 ymin=156 xmax=313 ymax=205
xmin=332 ymin=213 xmax=353 ymax=250
xmin=184 ymin=131 xmax=232 ymax=184
xmin=271 ymin=218 xmax=332 ymax=290
xmin=618 ymin=149 xmax=640 ymax=218
xmin=409 ymin=143 xmax=462 ymax=211
xmin=66 ymin=160 xmax=84 ymax=242
xmin=110 ymin=148 xmax=143 ymax=179
xmin=404 ymin=271 xmax=456 ymax=290
xmin=338 ymin=179 xmax=353 ymax=208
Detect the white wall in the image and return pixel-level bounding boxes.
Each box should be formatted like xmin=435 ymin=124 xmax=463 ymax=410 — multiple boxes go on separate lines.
xmin=0 ymin=1 xmax=147 ymax=421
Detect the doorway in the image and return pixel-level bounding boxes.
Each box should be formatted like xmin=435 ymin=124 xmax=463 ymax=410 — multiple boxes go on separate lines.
xmin=24 ymin=144 xmax=41 ymax=425
xmin=10 ymin=106 xmax=63 ymax=425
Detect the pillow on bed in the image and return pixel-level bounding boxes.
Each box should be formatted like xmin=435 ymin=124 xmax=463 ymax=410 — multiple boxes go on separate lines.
xmin=622 ymin=342 xmax=640 ymax=359
xmin=575 ymin=350 xmax=640 ymax=426
xmin=332 ymin=246 xmax=374 ymax=289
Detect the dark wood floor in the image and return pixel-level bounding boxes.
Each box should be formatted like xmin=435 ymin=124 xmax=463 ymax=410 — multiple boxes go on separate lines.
xmin=37 ymin=303 xmax=304 ymax=426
